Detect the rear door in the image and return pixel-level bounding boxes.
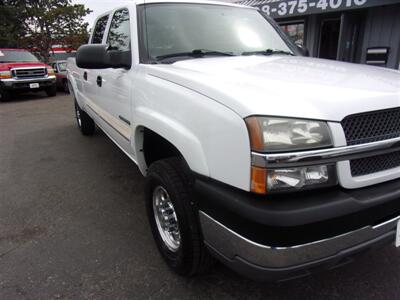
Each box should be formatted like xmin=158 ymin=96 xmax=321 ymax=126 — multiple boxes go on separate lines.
xmin=95 ymin=8 xmax=133 ymax=154
xmin=82 ymin=14 xmax=110 ymax=103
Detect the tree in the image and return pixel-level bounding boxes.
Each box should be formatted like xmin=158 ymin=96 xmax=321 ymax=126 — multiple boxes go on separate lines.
xmin=0 ymin=0 xmax=91 ymax=62
xmin=0 ymin=0 xmax=26 ymax=47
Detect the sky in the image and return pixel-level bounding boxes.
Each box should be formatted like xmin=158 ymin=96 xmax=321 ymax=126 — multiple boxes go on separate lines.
xmin=71 ymin=0 xmax=131 ymax=28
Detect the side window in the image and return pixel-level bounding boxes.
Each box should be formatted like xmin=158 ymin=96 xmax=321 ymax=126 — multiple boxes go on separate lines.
xmin=91 ymin=15 xmax=109 ymax=44
xmin=107 ymin=9 xmax=130 ymax=51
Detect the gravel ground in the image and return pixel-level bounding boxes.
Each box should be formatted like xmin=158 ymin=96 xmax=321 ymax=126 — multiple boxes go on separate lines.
xmin=1 ymin=93 xmax=400 ymax=299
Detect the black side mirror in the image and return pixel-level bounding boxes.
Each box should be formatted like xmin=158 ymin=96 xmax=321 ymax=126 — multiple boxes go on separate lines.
xmin=76 ymin=44 xmax=131 ymax=69
xmin=296 ymin=43 xmax=310 ymax=57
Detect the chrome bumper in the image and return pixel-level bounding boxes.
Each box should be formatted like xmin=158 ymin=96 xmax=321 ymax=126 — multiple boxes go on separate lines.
xmin=1 ymin=76 xmax=56 ymax=87
xmin=200 ymin=211 xmax=398 ymax=270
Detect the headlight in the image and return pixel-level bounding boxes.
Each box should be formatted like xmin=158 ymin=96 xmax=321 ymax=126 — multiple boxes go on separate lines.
xmin=266 ymin=165 xmax=337 ymax=192
xmin=47 ymin=67 xmax=55 ymax=76
xmin=245 ymin=116 xmax=332 ymax=152
xmin=250 ymin=165 xmax=337 ymax=194
xmin=0 ymin=70 xmax=12 ymax=79
xmin=246 ymin=116 xmax=336 ymax=194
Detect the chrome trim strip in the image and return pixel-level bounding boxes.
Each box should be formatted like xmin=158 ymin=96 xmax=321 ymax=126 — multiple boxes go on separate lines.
xmin=199 ymin=211 xmax=398 ymax=268
xmin=252 ymin=136 xmax=400 ymax=168
xmin=86 ymin=103 xmax=131 ymax=142
xmin=1 ymin=76 xmax=56 ymax=83
xmin=10 ymin=67 xmax=46 ymax=70
xmin=87 ymin=107 xmax=130 ymax=142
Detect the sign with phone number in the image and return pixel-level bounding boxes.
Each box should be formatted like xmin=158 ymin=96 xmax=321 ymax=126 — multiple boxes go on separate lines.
xmin=247 ymin=0 xmax=400 ymax=18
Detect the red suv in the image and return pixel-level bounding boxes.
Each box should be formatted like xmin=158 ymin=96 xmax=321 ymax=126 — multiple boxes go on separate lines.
xmin=0 ymin=48 xmax=57 ymax=101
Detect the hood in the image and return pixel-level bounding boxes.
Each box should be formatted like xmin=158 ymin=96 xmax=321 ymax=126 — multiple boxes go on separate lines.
xmin=0 ymin=62 xmax=49 ymax=71
xmin=146 ymin=56 xmax=400 ymax=121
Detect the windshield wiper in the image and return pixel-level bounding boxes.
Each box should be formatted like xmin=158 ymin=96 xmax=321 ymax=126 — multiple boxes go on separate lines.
xmin=156 ymin=49 xmax=235 ymax=61
xmin=241 ymin=49 xmax=294 ymax=56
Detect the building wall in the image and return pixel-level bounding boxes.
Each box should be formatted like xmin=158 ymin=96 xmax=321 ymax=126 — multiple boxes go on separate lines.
xmin=361 ymin=5 xmax=400 ymax=69
xmin=289 ymin=5 xmax=400 ymax=69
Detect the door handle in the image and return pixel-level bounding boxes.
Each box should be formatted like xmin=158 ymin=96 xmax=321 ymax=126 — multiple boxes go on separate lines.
xmin=96 ymin=76 xmax=102 ymax=87
xmin=83 ymin=71 xmax=88 ymax=81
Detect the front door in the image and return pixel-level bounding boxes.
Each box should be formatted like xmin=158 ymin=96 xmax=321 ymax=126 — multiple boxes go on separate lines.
xmin=96 ymin=8 xmax=133 ymax=155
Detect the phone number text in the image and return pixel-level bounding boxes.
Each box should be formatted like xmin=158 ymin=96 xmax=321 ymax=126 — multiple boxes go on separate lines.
xmin=261 ymin=0 xmax=368 ymax=16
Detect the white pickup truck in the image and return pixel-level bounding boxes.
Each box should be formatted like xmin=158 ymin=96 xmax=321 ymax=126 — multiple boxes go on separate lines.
xmin=67 ymin=0 xmax=400 ymax=281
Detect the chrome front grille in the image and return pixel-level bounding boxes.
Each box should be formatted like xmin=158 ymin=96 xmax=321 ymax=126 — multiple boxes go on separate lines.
xmin=341 ymin=107 xmax=400 ymax=146
xmin=12 ymin=68 xmax=47 ymax=79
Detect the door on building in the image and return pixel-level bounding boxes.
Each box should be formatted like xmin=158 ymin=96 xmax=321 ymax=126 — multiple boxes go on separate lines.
xmin=318 ymin=17 xmax=341 ymax=60
xmin=337 ymin=12 xmax=364 ymax=63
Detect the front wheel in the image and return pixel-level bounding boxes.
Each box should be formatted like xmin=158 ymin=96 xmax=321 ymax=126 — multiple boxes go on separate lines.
xmin=75 ymin=100 xmax=95 ymax=136
xmin=0 ymin=89 xmax=11 ymax=101
xmin=45 ymin=85 xmax=57 ymax=97
xmin=145 ymin=158 xmax=215 ymax=276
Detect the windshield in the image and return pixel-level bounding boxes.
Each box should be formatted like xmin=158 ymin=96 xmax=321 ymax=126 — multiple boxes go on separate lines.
xmin=0 ymin=50 xmax=39 ymax=63
xmin=58 ymin=62 xmax=67 ymax=71
xmin=140 ymin=4 xmax=295 ymax=62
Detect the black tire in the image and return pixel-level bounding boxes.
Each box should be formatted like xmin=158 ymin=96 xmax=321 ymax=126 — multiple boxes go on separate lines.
xmin=63 ymin=80 xmax=70 ymax=94
xmin=0 ymin=89 xmax=11 ymax=102
xmin=75 ymin=100 xmax=95 ymax=136
xmin=45 ymin=85 xmax=57 ymax=97
xmin=145 ymin=157 xmax=215 ymax=276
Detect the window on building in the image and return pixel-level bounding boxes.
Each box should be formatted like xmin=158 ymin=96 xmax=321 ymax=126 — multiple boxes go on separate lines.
xmin=91 ymin=15 xmax=109 ymax=44
xmin=107 ymin=9 xmax=130 ymax=52
xmin=280 ymin=22 xmax=305 ymax=46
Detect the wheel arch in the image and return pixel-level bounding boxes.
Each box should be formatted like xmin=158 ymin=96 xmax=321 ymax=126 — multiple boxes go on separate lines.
xmin=133 ymin=111 xmax=210 ymax=177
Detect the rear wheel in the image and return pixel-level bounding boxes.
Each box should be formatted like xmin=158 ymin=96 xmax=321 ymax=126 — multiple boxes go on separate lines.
xmin=145 ymin=158 xmax=215 ymax=276
xmin=63 ymin=80 xmax=70 ymax=94
xmin=45 ymin=85 xmax=57 ymax=97
xmin=0 ymin=89 xmax=11 ymax=102
xmin=75 ymin=100 xmax=95 ymax=136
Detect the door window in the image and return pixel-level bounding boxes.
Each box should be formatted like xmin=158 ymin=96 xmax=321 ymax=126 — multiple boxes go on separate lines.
xmin=91 ymin=15 xmax=109 ymax=44
xmin=107 ymin=9 xmax=130 ymax=51
xmin=280 ymin=22 xmax=305 ymax=46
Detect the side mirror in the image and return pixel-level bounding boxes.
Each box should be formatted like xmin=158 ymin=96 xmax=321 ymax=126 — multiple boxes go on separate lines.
xmin=76 ymin=44 xmax=131 ymax=69
xmin=295 ymin=43 xmax=310 ymax=57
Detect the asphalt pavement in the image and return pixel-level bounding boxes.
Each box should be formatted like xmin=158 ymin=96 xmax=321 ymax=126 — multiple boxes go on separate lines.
xmin=1 ymin=92 xmax=400 ymax=299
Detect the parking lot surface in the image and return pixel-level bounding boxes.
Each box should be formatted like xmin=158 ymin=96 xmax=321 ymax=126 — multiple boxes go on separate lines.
xmin=1 ymin=93 xmax=400 ymax=299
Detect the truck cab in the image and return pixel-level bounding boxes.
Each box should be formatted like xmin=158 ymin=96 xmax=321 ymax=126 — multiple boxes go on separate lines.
xmin=67 ymin=0 xmax=400 ymax=281
xmin=50 ymin=60 xmax=69 ymax=93
xmin=0 ymin=48 xmax=57 ymax=101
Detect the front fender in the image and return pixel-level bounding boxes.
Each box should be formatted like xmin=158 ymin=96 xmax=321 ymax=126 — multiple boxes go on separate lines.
xmin=133 ymin=107 xmax=209 ymax=176
xmin=132 ymin=72 xmax=251 ymax=191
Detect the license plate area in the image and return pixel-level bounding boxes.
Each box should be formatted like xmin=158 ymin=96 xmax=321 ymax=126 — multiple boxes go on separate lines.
xmin=396 ymin=220 xmax=400 ymax=247
xmin=29 ymin=83 xmax=40 ymax=89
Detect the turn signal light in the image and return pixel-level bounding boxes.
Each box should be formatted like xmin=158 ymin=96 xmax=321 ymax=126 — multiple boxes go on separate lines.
xmin=251 ymin=166 xmax=267 ymax=194
xmin=245 ymin=116 xmax=264 ymax=152
xmin=0 ymin=71 xmax=12 ymax=79
xmin=47 ymin=67 xmax=55 ymax=76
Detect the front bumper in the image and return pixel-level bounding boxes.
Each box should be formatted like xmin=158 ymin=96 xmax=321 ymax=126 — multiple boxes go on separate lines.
xmin=0 ymin=76 xmax=56 ymax=91
xmin=196 ymin=177 xmax=400 ymax=281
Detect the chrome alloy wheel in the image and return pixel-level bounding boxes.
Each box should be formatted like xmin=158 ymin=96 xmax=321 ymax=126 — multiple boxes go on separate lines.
xmin=75 ymin=105 xmax=82 ymax=128
xmin=152 ymin=186 xmax=181 ymax=252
